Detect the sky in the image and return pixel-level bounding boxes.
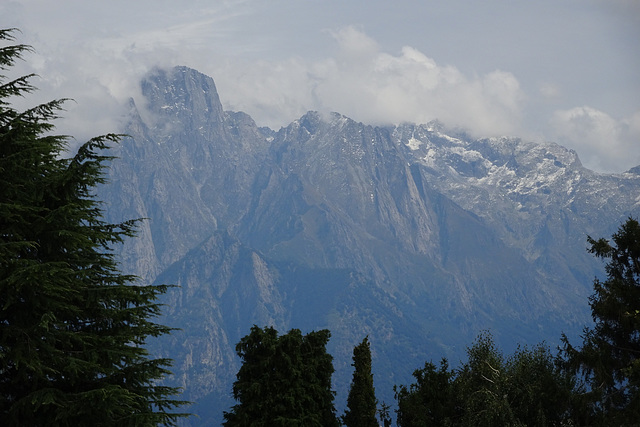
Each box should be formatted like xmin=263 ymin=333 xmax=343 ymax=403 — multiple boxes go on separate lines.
xmin=2 ymin=0 xmax=640 ymax=172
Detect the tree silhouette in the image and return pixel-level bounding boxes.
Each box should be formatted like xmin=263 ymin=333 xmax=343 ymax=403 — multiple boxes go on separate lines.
xmin=343 ymin=336 xmax=378 ymax=427
xmin=0 ymin=28 xmax=186 ymax=425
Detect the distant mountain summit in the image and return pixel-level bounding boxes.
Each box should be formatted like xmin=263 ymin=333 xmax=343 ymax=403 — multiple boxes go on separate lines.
xmin=99 ymin=66 xmax=640 ymax=425
xmin=627 ymin=165 xmax=640 ymax=175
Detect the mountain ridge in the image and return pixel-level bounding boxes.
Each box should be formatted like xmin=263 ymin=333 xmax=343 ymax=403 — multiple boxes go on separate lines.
xmin=98 ymin=66 xmax=640 ymax=425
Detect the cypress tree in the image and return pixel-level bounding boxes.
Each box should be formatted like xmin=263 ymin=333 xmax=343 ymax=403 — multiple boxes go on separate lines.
xmin=343 ymin=336 xmax=378 ymax=427
xmin=0 ymin=28 xmax=187 ymax=425
xmin=223 ymin=325 xmax=339 ymax=427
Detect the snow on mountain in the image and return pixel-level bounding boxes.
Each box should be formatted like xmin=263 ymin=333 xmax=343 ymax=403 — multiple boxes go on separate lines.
xmin=99 ymin=66 xmax=640 ymax=425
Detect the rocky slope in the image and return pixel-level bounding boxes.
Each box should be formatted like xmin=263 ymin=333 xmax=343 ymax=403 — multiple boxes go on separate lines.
xmin=98 ymin=66 xmax=640 ymax=425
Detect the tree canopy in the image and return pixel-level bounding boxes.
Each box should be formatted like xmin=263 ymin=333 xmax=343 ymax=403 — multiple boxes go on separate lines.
xmin=561 ymin=217 xmax=640 ymax=424
xmin=0 ymin=28 xmax=186 ymax=425
xmin=395 ymin=332 xmax=574 ymax=426
xmin=223 ymin=325 xmax=339 ymax=427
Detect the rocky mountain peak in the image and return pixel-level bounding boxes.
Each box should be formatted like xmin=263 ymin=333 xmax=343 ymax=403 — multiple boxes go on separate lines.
xmin=627 ymin=165 xmax=640 ymax=175
xmin=99 ymin=66 xmax=640 ymax=425
xmin=140 ymin=66 xmax=226 ymax=140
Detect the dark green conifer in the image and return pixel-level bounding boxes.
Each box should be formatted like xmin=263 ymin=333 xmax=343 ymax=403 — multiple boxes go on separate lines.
xmin=394 ymin=358 xmax=457 ymax=427
xmin=343 ymin=336 xmax=378 ymax=427
xmin=223 ymin=325 xmax=339 ymax=427
xmin=561 ymin=217 xmax=640 ymax=424
xmin=0 ymin=28 xmax=187 ymax=425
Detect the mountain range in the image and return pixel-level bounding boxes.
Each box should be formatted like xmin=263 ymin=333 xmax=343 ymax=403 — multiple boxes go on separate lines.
xmin=98 ymin=66 xmax=640 ymax=425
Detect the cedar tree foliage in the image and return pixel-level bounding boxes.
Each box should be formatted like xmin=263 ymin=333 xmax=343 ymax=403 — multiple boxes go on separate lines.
xmin=0 ymin=29 xmax=187 ymax=426
xmin=561 ymin=217 xmax=640 ymax=424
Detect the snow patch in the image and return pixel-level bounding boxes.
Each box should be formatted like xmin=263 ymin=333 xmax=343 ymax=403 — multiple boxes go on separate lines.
xmin=407 ymin=137 xmax=422 ymax=150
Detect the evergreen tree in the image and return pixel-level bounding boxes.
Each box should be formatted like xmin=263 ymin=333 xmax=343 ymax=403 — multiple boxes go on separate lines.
xmin=377 ymin=402 xmax=392 ymax=427
xmin=394 ymin=358 xmax=458 ymax=427
xmin=0 ymin=28 xmax=187 ymax=425
xmin=223 ymin=325 xmax=339 ymax=427
xmin=342 ymin=336 xmax=378 ymax=427
xmin=561 ymin=217 xmax=640 ymax=424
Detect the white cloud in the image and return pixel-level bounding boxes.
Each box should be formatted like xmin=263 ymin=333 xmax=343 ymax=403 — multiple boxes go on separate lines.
xmin=212 ymin=58 xmax=319 ymax=129
xmin=1 ymin=0 xmax=258 ymax=142
xmin=38 ymin=23 xmax=522 ymax=142
xmin=329 ymin=26 xmax=379 ymax=60
xmin=7 ymin=40 xmax=151 ymax=144
xmin=3 ymin=1 xmax=637 ymax=173
xmin=213 ymin=27 xmax=525 ymax=137
xmin=551 ymin=106 xmax=640 ymax=172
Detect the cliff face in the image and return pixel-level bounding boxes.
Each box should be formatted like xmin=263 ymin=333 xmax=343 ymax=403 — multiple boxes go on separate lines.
xmin=102 ymin=67 xmax=272 ymax=282
xmin=99 ymin=66 xmax=640 ymax=424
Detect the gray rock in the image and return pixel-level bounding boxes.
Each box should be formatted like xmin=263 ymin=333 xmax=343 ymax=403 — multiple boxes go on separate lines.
xmin=98 ymin=66 xmax=640 ymax=425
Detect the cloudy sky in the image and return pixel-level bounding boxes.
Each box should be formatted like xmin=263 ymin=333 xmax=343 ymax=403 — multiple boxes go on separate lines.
xmin=3 ymin=0 xmax=639 ymax=172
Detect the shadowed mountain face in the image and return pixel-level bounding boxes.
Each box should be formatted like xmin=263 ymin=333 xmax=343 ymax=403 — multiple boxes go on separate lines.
xmin=99 ymin=66 xmax=640 ymax=425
